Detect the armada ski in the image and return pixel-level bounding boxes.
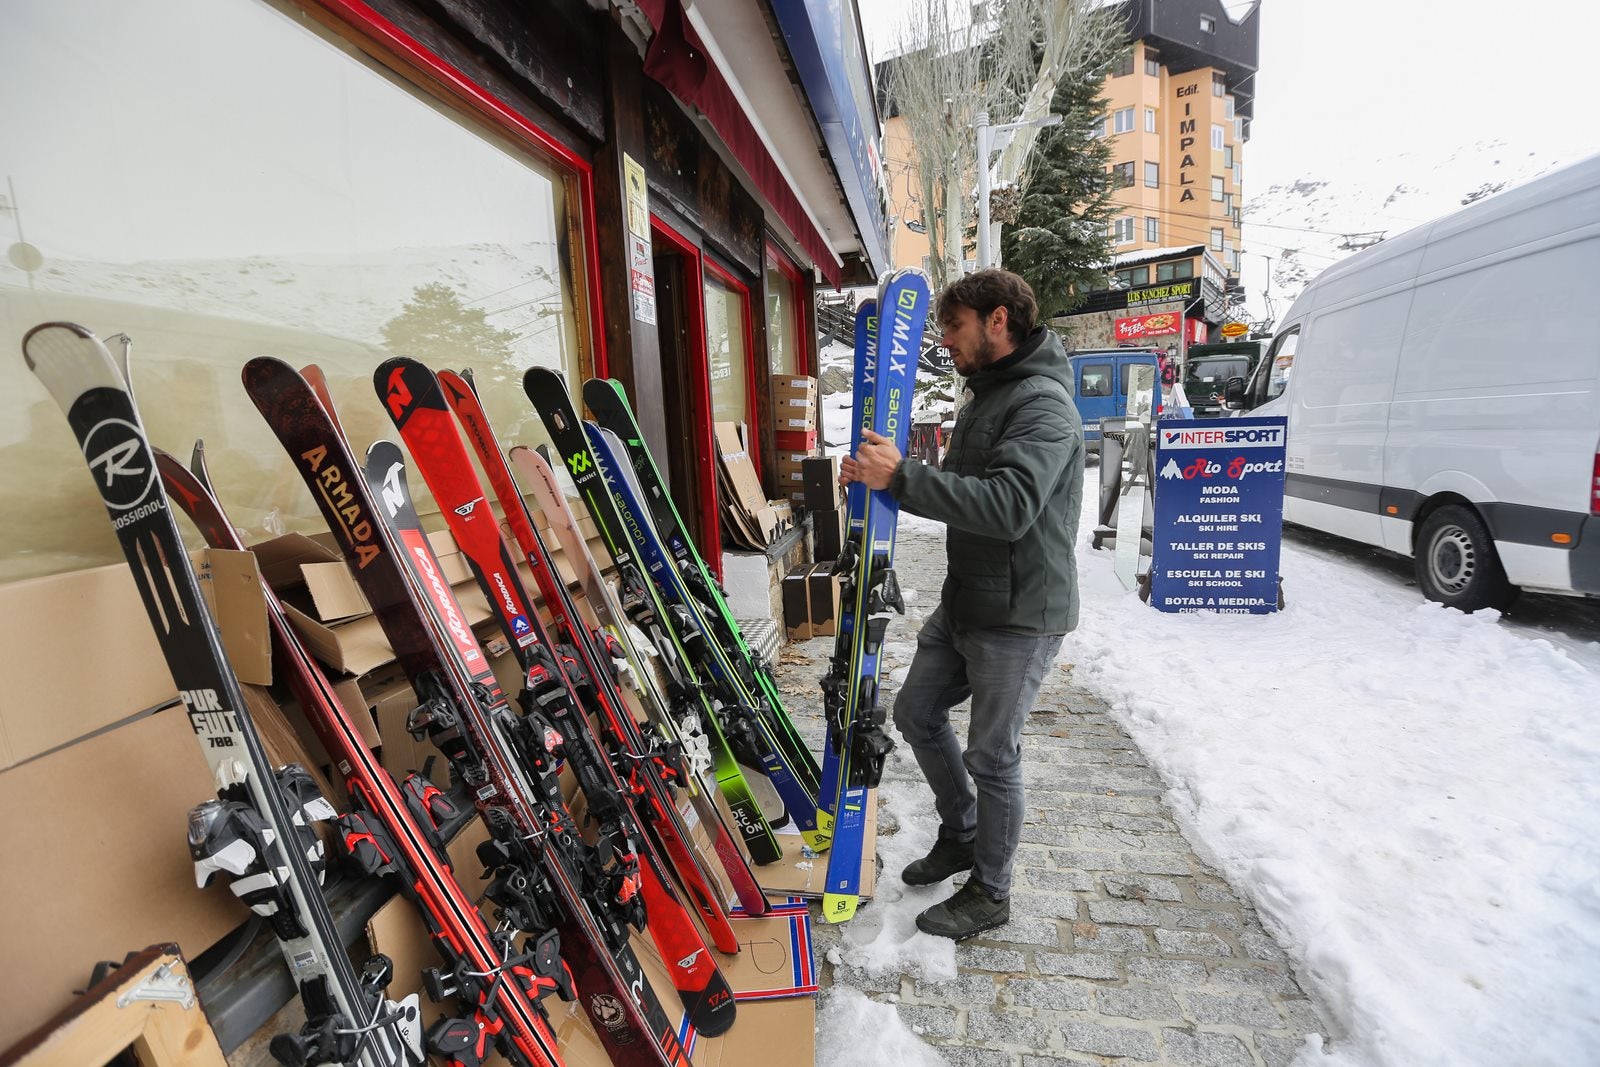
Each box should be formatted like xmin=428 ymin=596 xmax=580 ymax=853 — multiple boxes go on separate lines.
xmin=436 ymin=367 xmax=765 ymax=928
xmin=373 ymin=356 xmax=740 ymax=1024
xmin=243 ymin=357 xmax=694 ymax=1067
xmin=523 ymin=369 xmax=784 ymax=867
xmin=160 ymin=445 xmax=572 ymax=1067
xmin=820 ymin=270 xmax=931 ymax=923
xmin=23 ymin=323 xmax=422 ymax=1067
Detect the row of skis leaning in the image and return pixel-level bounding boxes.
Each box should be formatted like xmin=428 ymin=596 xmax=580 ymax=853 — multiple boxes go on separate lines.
xmin=19 ymin=268 xmax=928 ymax=1067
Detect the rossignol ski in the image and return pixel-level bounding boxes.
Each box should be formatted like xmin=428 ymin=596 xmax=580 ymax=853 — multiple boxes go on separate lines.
xmin=506 ymin=442 xmax=769 ymax=919
xmin=820 ymin=270 xmax=931 ymax=923
xmin=243 ymin=356 xmax=693 ymax=1067
xmin=159 ymin=445 xmax=572 ymax=1067
xmin=372 ymin=356 xmax=739 ymax=1031
xmin=522 ymin=369 xmax=784 ymax=867
xmin=436 ymin=368 xmax=765 ymax=928
xmin=584 ymin=381 xmax=827 ymax=844
xmin=23 ymin=322 xmax=423 ymax=1067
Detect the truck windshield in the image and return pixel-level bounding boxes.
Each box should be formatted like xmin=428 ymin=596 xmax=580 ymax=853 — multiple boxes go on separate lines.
xmin=1186 ymin=359 xmax=1250 ymax=383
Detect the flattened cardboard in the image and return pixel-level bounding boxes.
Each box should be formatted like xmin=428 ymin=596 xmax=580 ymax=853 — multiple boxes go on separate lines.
xmin=0 ymin=708 xmax=241 ymax=1052
xmin=282 ymin=602 xmax=396 ymax=677
xmin=739 ymin=790 xmax=878 ymax=901
xmin=722 ymin=913 xmax=818 ymax=1000
xmin=195 ymin=548 xmax=271 ymax=686
xmin=0 ymin=562 xmax=177 ymax=769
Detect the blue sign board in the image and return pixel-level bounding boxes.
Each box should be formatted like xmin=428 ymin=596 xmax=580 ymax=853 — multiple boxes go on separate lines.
xmin=770 ymin=0 xmax=888 ymax=275
xmin=1149 ymin=417 xmax=1287 ymax=614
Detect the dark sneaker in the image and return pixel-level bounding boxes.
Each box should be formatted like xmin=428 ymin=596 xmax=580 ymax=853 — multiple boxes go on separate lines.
xmin=915 ymin=879 xmax=1010 ymax=940
xmin=902 ymin=826 xmax=975 ymax=886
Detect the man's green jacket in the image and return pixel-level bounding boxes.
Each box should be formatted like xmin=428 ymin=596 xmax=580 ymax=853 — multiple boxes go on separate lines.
xmin=891 ymin=326 xmax=1083 ymax=635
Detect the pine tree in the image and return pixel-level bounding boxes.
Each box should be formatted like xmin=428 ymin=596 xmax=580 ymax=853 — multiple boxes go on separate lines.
xmin=1001 ymin=61 xmax=1119 ymax=320
xmin=381 ymin=282 xmax=518 ymax=365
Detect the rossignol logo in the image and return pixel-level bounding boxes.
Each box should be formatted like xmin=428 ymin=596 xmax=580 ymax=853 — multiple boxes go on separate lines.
xmin=1160 ymin=426 xmax=1285 ymax=449
xmin=410 ymin=542 xmax=482 ymax=663
xmin=383 ymin=366 xmax=413 ymax=419
xmin=300 ymin=445 xmax=381 ymax=568
xmin=83 ymin=418 xmax=159 ymax=516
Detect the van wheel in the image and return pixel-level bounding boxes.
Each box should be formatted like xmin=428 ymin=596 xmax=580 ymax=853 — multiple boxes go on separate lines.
xmin=1414 ymin=505 xmax=1518 ymax=612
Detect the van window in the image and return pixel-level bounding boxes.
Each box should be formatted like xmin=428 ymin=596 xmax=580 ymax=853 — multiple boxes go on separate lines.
xmin=1120 ymin=360 xmax=1154 ymax=395
xmin=1079 ymin=363 xmax=1113 ymax=397
xmin=1264 ymin=329 xmax=1299 ymax=400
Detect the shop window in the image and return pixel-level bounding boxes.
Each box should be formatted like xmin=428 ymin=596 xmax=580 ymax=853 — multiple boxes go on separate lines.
xmin=704 ymin=268 xmax=751 ymax=428
xmin=1156 ymin=260 xmax=1195 ymax=282
xmin=0 ymin=0 xmax=588 ymax=581
xmin=765 ymin=247 xmax=803 ymax=375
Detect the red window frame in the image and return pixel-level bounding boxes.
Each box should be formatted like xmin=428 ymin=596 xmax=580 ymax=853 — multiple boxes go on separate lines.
xmin=308 ymin=0 xmax=607 ymax=375
xmin=765 ymin=240 xmax=809 ymax=376
xmin=649 ymin=215 xmax=721 ymax=576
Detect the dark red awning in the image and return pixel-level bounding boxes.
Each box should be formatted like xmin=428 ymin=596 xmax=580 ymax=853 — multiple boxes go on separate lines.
xmin=636 ymin=0 xmax=843 ymax=288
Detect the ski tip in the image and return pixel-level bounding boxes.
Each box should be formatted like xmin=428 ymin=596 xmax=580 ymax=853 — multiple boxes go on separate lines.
xmin=800 ymin=829 xmax=832 ymax=854
xmin=20 ymin=321 xmax=98 ymax=372
xmin=821 ymin=893 xmax=859 ymax=925
xmin=684 ymin=974 xmax=738 ymax=1037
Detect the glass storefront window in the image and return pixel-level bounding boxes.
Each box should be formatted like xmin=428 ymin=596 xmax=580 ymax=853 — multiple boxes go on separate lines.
xmin=704 ymin=272 xmax=750 ymax=426
xmin=766 ymin=256 xmax=800 ymax=375
xmin=1 ymin=0 xmax=587 ymax=582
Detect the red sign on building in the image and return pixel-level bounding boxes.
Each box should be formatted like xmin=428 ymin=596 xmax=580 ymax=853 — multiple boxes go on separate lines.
xmin=1186 ymin=318 xmax=1208 ymax=344
xmin=1113 ymin=312 xmax=1182 ymax=341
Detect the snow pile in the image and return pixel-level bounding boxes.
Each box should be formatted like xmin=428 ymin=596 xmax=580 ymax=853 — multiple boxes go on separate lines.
xmin=815 ymin=989 xmax=950 ymax=1066
xmin=1069 ymin=482 xmax=1600 ymax=1067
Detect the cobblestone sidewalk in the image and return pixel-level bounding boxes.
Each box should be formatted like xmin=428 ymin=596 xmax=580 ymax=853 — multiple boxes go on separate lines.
xmin=774 ymin=519 xmax=1332 ymax=1066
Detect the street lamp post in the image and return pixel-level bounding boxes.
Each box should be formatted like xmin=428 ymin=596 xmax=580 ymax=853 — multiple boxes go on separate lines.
xmin=974 ymin=110 xmax=1063 ymax=270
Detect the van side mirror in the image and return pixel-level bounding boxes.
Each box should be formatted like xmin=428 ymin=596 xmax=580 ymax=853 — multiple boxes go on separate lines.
xmin=1223 ymin=376 xmax=1247 ymax=409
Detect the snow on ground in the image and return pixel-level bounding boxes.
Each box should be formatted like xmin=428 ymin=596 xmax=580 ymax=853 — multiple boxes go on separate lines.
xmin=1069 ymin=468 xmax=1600 ymax=1067
xmin=816 ymin=988 xmax=950 ymax=1067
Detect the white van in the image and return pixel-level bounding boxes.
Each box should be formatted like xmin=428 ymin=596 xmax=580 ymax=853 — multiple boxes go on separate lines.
xmin=1227 ymin=154 xmax=1600 ymax=611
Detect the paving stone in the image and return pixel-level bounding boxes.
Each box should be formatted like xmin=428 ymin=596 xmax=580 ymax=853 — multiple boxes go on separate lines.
xmin=1168 ymin=905 xmax=1244 ymax=931
xmin=911 ymin=972 xmax=999 ymax=1006
xmin=1205 ymin=964 xmax=1300 ymax=994
xmin=1009 ymin=890 xmax=1084 ymax=922
xmin=896 ymin=1003 xmax=959 ymax=1039
xmin=1242 ymin=930 xmax=1290 ymax=962
xmin=957 ymin=945 xmax=1028 ymax=972
xmin=967 ymin=1009 xmax=1056 ymax=1048
xmin=1125 ymin=957 xmax=1209 ymax=985
xmin=830 ymin=960 xmax=903 ymax=994
xmin=1095 ymin=984 xmax=1184 ymax=1022
xmin=1035 ymin=951 xmax=1121 ymax=980
xmin=1047 ymin=848 xmax=1120 ymax=871
xmin=1120 ymin=852 xmax=1195 ymax=876
xmin=1023 ymin=867 xmax=1097 ymax=893
xmin=929 ymin=1045 xmax=1015 ymax=1067
xmin=1183 ymin=991 xmax=1286 ymax=1029
xmin=1154 ymin=929 xmax=1234 ymax=957
xmin=1102 ymin=875 xmax=1185 ymax=902
xmin=1160 ymin=1028 xmax=1257 ymax=1066
xmin=1059 ymin=1020 xmax=1159 ymax=1061
xmin=1070 ymin=923 xmax=1151 ymax=953
xmin=1192 ymin=880 xmax=1242 ymax=905
xmin=1021 ymin=1056 xmax=1100 ymax=1067
xmin=1087 ymin=899 xmax=1166 ymax=926
xmin=1280 ymin=999 xmax=1328 ymax=1033
xmin=984 ymin=916 xmax=1064 ymax=947
xmin=1256 ymin=1033 xmax=1315 ymax=1067
xmin=1005 ymin=977 xmax=1094 ymax=1011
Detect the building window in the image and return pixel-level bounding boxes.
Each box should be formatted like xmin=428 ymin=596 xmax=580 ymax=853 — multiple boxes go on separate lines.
xmin=1201 ymin=15 xmax=1216 ymax=33
xmin=1145 ymin=107 xmax=1157 ymax=132
xmin=1144 ymin=161 xmax=1159 ymax=188
xmin=0 ymin=0 xmax=589 ymax=581
xmin=1212 ymin=175 xmax=1226 ymax=201
xmin=1233 ymin=206 xmax=1243 ymax=227
xmin=1113 ymin=107 xmax=1135 ymax=134
xmin=765 ymin=247 xmax=803 ymax=375
xmin=1213 ymin=72 xmax=1226 ymax=95
xmin=1109 ymin=49 xmax=1134 ymax=77
xmin=1224 ymin=144 xmax=1234 ymax=169
xmin=1115 ymin=266 xmax=1149 ymax=289
xmin=1145 ymin=49 xmax=1161 ymax=76
xmin=1146 ymin=216 xmax=1159 ymax=243
xmin=1234 ymin=162 xmax=1243 ymax=186
xmin=1225 ymin=96 xmax=1235 ymax=120
xmin=1211 ymin=228 xmax=1224 ymax=251
xmin=1223 ymin=192 xmax=1233 ymax=215
xmin=1110 ymin=216 xmax=1135 ymax=244
xmin=704 ymin=268 xmax=751 ymax=426
xmin=1212 ymin=124 xmax=1225 ymax=150
xmin=1111 ymin=161 xmax=1135 ymax=188
xmin=1156 ymin=259 xmax=1195 ymax=282
xmin=1235 ymin=117 xmax=1244 ymax=141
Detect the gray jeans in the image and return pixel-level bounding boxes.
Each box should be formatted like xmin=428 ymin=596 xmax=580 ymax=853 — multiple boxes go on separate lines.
xmin=892 ymin=605 xmax=1064 ymax=898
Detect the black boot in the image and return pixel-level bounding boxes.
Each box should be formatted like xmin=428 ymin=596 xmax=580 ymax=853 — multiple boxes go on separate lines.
xmin=902 ymin=826 xmax=975 ymax=886
xmin=915 ymin=879 xmax=1010 ymax=940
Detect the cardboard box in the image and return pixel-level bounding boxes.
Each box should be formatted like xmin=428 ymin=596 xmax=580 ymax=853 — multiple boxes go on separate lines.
xmin=773 ymin=430 xmax=818 ymax=453
xmin=806 ymin=563 xmax=843 ymax=637
xmin=781 ymin=565 xmax=812 ymax=640
xmin=800 ymin=456 xmax=843 ymax=512
xmin=770 ymin=374 xmax=817 ymax=396
xmin=812 ymin=506 xmax=847 ymax=562
xmin=774 ymin=448 xmax=816 ymax=469
xmin=773 ymin=412 xmax=816 ymax=432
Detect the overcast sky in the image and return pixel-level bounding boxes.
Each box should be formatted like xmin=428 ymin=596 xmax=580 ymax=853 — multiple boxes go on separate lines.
xmin=861 ymin=0 xmax=1600 ymax=272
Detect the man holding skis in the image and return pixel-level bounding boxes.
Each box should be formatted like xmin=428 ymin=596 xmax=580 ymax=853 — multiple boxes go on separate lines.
xmin=841 ymin=268 xmax=1083 ymax=940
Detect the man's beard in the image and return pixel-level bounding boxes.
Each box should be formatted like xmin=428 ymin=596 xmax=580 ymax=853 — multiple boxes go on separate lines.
xmin=960 ymin=335 xmax=998 ymax=374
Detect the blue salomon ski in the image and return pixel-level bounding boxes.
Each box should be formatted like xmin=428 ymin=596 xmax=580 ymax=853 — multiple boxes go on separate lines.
xmin=820 ymin=270 xmax=931 ymax=923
